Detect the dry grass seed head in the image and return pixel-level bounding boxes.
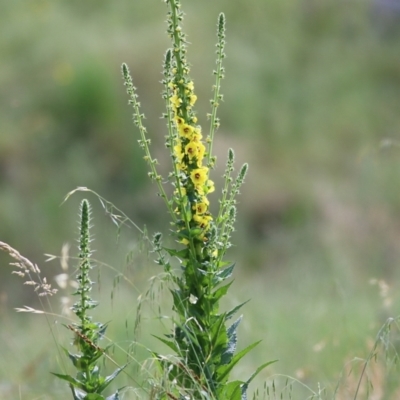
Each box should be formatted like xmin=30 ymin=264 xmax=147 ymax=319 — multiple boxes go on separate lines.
xmin=0 ymin=241 xmax=57 ymax=297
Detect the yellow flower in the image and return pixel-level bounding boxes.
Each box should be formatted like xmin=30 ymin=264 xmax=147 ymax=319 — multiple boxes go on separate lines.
xmin=193 ymin=201 xmax=208 ymax=215
xmin=205 ymin=179 xmax=215 ymax=194
xmin=186 ymin=81 xmax=194 ymax=91
xmin=185 ymin=141 xmax=199 ymax=160
xmin=192 ymin=128 xmax=203 ymax=141
xmin=173 ymin=143 xmax=184 ymax=163
xmin=175 ymin=116 xmax=184 ymax=127
xmin=193 ymin=213 xmax=213 ymax=229
xmin=174 ymin=186 xmax=187 ymax=196
xmin=180 ymin=238 xmax=189 ymax=245
xmin=190 ymin=167 xmax=208 ymax=186
xmin=195 ymin=184 xmax=204 ymax=195
xmin=179 ymin=123 xmax=194 ymax=139
xmin=201 ymin=196 xmax=210 ymax=206
xmin=189 ymin=94 xmax=197 ymax=106
xmin=196 ymin=142 xmax=206 ymax=164
xmin=170 ymin=93 xmax=182 ymax=109
xmin=177 ymin=162 xmax=187 ymax=171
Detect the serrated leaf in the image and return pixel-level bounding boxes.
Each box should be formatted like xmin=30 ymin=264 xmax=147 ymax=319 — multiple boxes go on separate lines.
xmin=221 ymin=316 xmax=242 ymax=365
xmin=227 ymin=316 xmax=242 ymax=338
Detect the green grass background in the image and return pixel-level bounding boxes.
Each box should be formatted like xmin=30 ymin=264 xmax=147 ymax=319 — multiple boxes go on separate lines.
xmin=1 ymin=0 xmax=400 ymax=398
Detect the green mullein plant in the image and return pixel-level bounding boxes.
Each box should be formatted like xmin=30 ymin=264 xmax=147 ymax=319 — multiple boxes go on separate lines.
xmin=53 ymin=199 xmax=126 ymax=400
xmin=122 ymin=0 xmax=275 ymax=398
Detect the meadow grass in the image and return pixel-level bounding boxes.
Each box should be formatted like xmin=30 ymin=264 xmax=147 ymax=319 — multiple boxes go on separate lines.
xmin=2 ymin=265 xmax=400 ymax=399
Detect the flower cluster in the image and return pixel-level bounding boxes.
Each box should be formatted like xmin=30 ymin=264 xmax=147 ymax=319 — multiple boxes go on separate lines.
xmin=171 ymin=97 xmax=215 ymax=240
xmin=165 ymin=3 xmax=215 ymax=245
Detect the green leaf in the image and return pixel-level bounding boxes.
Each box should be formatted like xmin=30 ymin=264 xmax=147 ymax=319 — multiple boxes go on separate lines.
xmin=225 ymin=300 xmax=249 ymax=321
xmin=218 ymin=380 xmax=243 ymax=400
xmin=97 ymin=364 xmax=127 ymax=393
xmin=176 ymin=229 xmax=190 ymax=241
xmin=216 ymin=341 xmax=262 ymax=384
xmin=150 ymin=352 xmax=164 ymax=372
xmin=67 ymin=352 xmax=83 ymax=369
xmin=164 ymin=247 xmax=189 ymax=258
xmin=51 ymin=373 xmax=85 ymax=390
xmin=212 ymin=281 xmax=233 ymax=303
xmin=215 ymin=263 xmax=236 ymax=283
xmin=210 ymin=314 xmax=228 ymax=354
xmin=184 ymin=205 xmax=193 ymax=221
xmin=95 ymin=322 xmax=108 ymax=339
xmin=227 ymin=316 xmax=242 ymax=337
xmin=170 ymin=289 xmax=185 ymax=315
xmin=189 ymin=227 xmax=203 ymax=237
xmin=221 ymin=316 xmax=242 ymax=365
xmin=240 ymin=360 xmax=278 ymax=400
xmin=179 ymin=321 xmax=201 ymax=348
xmin=84 ymin=394 xmax=105 ymax=400
xmin=152 ymin=335 xmax=179 ymax=353
xmin=64 ymin=347 xmax=103 ymax=370
xmin=60 ymin=346 xmax=81 ymax=368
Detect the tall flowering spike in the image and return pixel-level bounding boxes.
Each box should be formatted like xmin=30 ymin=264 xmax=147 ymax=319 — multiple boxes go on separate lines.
xmin=79 ymin=199 xmax=91 ymax=260
xmin=122 ymin=2 xmax=268 ymax=398
xmin=166 ymin=0 xmax=216 ymax=249
xmin=122 ymin=60 xmax=176 ymax=219
xmin=207 ymin=12 xmax=226 ymax=168
xmin=71 ymin=199 xmax=97 ymax=327
xmin=53 ymin=199 xmax=126 ymax=398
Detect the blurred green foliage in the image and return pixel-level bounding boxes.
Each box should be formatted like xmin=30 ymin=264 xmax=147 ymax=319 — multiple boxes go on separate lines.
xmin=1 ymin=0 xmax=400 ymax=397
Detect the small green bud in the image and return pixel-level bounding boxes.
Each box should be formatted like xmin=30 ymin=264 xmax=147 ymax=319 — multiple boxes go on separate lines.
xmin=239 ymin=163 xmax=248 ymax=181
xmin=228 ymin=148 xmax=234 ymax=163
